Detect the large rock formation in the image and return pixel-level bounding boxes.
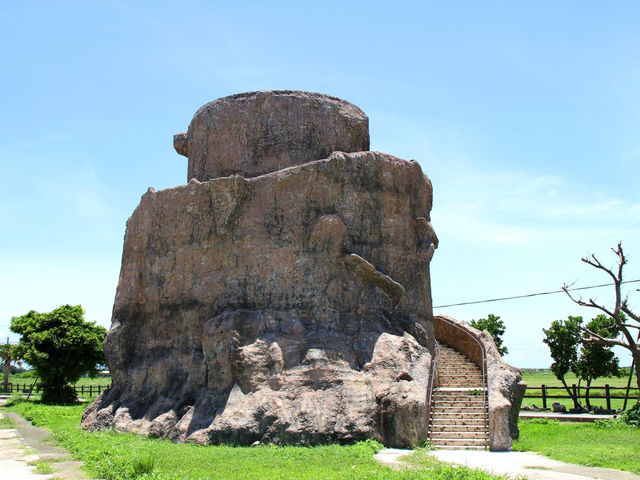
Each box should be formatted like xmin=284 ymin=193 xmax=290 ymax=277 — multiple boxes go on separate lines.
xmin=83 ymin=91 xmax=438 ymax=447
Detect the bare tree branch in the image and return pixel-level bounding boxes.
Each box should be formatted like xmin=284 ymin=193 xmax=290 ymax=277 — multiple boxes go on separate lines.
xmin=563 ymin=242 xmax=640 ymax=391
xmin=563 ymin=285 xmax=615 ymax=318
xmin=621 ymin=303 xmax=640 ymax=323
xmin=581 ymin=328 xmax=629 ymax=348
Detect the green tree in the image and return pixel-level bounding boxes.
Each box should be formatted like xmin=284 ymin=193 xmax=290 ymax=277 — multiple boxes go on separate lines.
xmin=469 ymin=314 xmax=508 ymax=356
xmin=563 ymin=243 xmax=640 ymax=424
xmin=0 ymin=339 xmax=18 ymax=392
xmin=563 ymin=243 xmax=640 ymax=394
xmin=542 ymin=315 xmax=583 ymax=410
xmin=10 ymin=305 xmax=107 ymax=403
xmin=573 ymin=314 xmax=621 ymax=408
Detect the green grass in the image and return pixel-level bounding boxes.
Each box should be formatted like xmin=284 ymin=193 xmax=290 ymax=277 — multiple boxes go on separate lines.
xmin=513 ymin=418 xmax=640 ymax=474
xmin=402 ymin=450 xmax=506 ymax=479
xmin=521 ymin=369 xmax=632 ymax=388
xmin=3 ymin=400 xmax=506 ymax=480
xmin=28 ymin=459 xmax=54 ymax=474
xmin=0 ymin=414 xmax=14 ymax=429
xmin=8 ymin=372 xmax=112 ymax=387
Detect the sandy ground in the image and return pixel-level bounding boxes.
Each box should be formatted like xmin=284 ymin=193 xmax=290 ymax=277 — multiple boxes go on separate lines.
xmin=375 ymin=448 xmax=640 ymax=480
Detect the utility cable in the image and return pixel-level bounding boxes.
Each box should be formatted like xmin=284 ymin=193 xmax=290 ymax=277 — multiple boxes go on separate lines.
xmin=434 ymin=279 xmax=640 ymax=309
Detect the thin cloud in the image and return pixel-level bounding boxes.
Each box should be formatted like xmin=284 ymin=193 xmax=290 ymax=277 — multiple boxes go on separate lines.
xmin=433 ymin=167 xmax=640 ymax=247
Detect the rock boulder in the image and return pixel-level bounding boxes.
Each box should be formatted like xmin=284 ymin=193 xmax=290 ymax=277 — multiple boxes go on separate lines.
xmin=174 ymin=90 xmax=370 ymax=182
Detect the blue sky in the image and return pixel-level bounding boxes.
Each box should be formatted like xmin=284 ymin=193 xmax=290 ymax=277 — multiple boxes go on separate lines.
xmin=1 ymin=1 xmax=639 ymax=367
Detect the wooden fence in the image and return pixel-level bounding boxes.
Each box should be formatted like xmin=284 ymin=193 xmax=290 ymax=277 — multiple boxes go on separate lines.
xmin=524 ymin=384 xmax=640 ymax=410
xmin=0 ymin=383 xmax=111 ymax=397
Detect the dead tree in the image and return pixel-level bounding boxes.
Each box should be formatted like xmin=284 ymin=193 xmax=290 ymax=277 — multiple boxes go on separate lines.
xmin=563 ymin=242 xmax=640 ymax=392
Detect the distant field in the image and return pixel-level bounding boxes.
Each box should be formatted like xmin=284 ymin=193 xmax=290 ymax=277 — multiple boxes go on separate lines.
xmin=8 ymin=372 xmax=112 ymax=387
xmin=521 ymin=369 xmax=632 ymax=388
xmin=520 ymin=369 xmax=638 ymax=411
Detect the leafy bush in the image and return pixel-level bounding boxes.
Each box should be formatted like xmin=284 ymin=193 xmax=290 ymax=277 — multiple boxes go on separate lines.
xmin=355 ymin=439 xmax=384 ymax=455
xmin=594 ymin=418 xmax=624 ymax=428
xmin=622 ymin=401 xmax=640 ymax=427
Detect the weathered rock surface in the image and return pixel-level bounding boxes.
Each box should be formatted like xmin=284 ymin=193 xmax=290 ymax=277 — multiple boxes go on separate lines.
xmin=175 ymin=90 xmax=370 ymax=182
xmin=83 ymin=92 xmax=436 ymax=447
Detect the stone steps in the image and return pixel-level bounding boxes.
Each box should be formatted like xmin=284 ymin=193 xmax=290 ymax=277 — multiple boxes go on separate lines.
xmin=437 ymin=381 xmax=483 ymax=387
xmin=428 ymin=343 xmax=489 ymax=449
xmin=438 ymin=371 xmax=481 ymax=376
xmin=430 ymin=424 xmax=488 ymax=433
xmin=430 ymin=430 xmax=488 ymax=439
xmin=431 ymin=418 xmax=487 ymax=426
xmin=432 ymin=399 xmax=485 ymax=407
xmin=437 ymin=372 xmax=483 ymax=378
xmin=438 ymin=443 xmax=489 ymax=450
xmin=432 ymin=406 xmax=486 ymax=414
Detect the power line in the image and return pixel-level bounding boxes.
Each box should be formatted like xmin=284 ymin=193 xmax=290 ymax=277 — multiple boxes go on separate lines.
xmin=434 ymin=279 xmax=640 ymax=309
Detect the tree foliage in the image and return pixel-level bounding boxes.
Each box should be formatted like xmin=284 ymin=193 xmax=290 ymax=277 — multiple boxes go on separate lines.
xmin=10 ymin=305 xmax=107 ymax=403
xmin=469 ymin=313 xmax=508 ymax=356
xmin=0 ymin=340 xmax=18 ymax=391
xmin=574 ymin=315 xmax=621 ymax=407
xmin=543 ymin=314 xmax=621 ymax=410
xmin=543 ymin=316 xmax=583 ymax=409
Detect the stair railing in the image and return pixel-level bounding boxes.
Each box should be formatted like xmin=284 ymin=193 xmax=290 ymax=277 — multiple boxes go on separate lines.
xmin=426 ymin=339 xmax=441 ymax=435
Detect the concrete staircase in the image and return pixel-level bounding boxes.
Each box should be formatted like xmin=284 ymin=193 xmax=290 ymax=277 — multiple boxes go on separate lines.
xmin=428 ymin=343 xmax=489 ymax=449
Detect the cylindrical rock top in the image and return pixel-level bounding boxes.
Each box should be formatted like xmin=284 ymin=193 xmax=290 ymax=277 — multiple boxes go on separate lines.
xmin=174 ymin=90 xmax=370 ymax=181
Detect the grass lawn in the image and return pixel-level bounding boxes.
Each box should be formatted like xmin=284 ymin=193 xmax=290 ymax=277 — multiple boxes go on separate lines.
xmin=2 ymin=400 xmax=504 ymax=480
xmin=520 ymin=369 xmax=638 ymax=411
xmin=513 ymin=418 xmax=640 ymax=474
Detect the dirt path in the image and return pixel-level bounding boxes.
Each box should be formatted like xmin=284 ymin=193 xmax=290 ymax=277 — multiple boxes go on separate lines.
xmin=0 ymin=402 xmax=88 ymax=480
xmin=375 ymin=448 xmax=640 ymax=480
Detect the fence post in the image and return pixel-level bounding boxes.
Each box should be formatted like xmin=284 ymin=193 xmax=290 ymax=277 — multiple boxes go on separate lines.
xmin=541 ymin=384 xmax=547 ymax=410
xmin=605 ymin=384 xmax=611 ymax=410
xmin=89 ymin=385 xmax=93 ymax=397
xmin=572 ymin=384 xmax=577 ymax=407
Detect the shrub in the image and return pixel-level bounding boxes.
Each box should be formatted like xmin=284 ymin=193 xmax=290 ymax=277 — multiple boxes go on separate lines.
xmin=622 ymin=401 xmax=640 ymax=427
xmin=594 ymin=418 xmax=624 ymax=428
